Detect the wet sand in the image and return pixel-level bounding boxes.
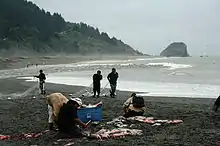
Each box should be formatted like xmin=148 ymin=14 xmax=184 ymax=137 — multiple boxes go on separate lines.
xmin=0 ymin=78 xmax=220 ymax=146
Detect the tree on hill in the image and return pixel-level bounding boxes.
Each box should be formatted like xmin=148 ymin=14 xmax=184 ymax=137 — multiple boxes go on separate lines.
xmin=0 ymin=0 xmax=143 ymax=55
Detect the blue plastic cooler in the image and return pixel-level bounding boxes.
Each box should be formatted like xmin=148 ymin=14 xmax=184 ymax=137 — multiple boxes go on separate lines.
xmin=77 ymin=105 xmax=102 ymax=123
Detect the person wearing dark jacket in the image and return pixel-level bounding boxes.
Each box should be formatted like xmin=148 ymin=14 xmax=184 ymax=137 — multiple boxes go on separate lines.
xmin=107 ymin=68 xmax=119 ymax=97
xmin=214 ymin=95 xmax=220 ymax=112
xmin=34 ymin=69 xmax=46 ymax=94
xmin=93 ymin=70 xmax=103 ymax=98
xmin=57 ymin=98 xmax=88 ymax=138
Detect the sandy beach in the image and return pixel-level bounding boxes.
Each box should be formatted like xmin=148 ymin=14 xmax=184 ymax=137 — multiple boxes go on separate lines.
xmin=0 ymin=77 xmax=219 ymax=146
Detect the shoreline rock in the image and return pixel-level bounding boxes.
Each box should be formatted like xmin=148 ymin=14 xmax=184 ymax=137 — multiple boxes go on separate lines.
xmin=160 ymin=42 xmax=189 ymax=57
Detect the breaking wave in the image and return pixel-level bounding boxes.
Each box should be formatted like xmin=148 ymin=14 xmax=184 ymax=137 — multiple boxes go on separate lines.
xmin=146 ymin=62 xmax=192 ymax=70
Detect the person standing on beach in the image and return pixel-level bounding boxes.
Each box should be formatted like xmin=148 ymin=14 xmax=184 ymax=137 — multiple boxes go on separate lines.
xmin=34 ymin=69 xmax=46 ymax=94
xmin=93 ymin=70 xmax=103 ymax=98
xmin=107 ymin=68 xmax=119 ymax=97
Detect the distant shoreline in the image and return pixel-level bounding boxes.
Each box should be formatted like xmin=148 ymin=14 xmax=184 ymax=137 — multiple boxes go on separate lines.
xmin=0 ymin=55 xmax=149 ymax=70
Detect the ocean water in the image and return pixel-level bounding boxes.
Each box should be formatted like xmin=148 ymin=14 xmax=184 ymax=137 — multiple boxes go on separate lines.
xmin=19 ymin=56 xmax=220 ymax=98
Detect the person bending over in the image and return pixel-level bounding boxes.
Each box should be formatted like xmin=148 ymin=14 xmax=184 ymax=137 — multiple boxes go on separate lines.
xmin=46 ymin=93 xmax=69 ymax=130
xmin=57 ymin=98 xmax=88 ymax=138
xmin=123 ymin=93 xmax=145 ymax=118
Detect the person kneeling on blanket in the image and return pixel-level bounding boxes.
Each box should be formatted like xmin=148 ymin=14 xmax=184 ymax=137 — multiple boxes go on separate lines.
xmin=123 ymin=93 xmax=145 ymax=118
xmin=57 ymin=97 xmax=88 ymax=138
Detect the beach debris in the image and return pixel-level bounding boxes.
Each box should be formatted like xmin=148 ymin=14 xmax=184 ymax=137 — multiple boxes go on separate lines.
xmin=91 ymin=128 xmax=142 ymax=140
xmin=64 ymin=142 xmax=75 ymax=146
xmin=91 ymin=121 xmax=100 ymax=125
xmin=152 ymin=123 xmax=162 ymax=126
xmin=167 ymin=120 xmax=183 ymax=124
xmin=7 ymin=97 xmax=12 ymax=100
xmin=33 ymin=96 xmax=36 ymax=99
xmin=129 ymin=124 xmax=135 ymax=128
xmin=53 ymin=142 xmax=59 ymax=145
xmin=57 ymin=139 xmax=72 ymax=142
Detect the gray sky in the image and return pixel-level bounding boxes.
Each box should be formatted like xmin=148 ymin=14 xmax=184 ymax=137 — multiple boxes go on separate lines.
xmin=31 ymin=0 xmax=220 ymax=56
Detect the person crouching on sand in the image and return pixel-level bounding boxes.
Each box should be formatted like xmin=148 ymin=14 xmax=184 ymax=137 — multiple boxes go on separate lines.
xmin=57 ymin=97 xmax=89 ymax=138
xmin=123 ymin=93 xmax=145 ymax=118
xmin=93 ymin=70 xmax=103 ymax=98
xmin=46 ymin=93 xmax=69 ymax=130
xmin=34 ymin=69 xmax=46 ymax=95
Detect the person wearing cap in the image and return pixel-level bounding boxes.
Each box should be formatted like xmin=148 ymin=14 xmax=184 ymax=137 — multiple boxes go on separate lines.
xmin=34 ymin=69 xmax=46 ymax=94
xmin=57 ymin=97 xmax=88 ymax=137
xmin=123 ymin=93 xmax=145 ymax=118
xmin=46 ymin=93 xmax=69 ymax=130
xmin=93 ymin=70 xmax=103 ymax=98
xmin=107 ymin=68 xmax=119 ymax=97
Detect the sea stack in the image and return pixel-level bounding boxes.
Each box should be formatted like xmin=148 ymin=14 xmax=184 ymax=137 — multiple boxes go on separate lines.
xmin=160 ymin=42 xmax=189 ymax=57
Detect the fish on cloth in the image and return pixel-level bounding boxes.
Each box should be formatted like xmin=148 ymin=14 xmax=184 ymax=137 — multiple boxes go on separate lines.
xmin=91 ymin=128 xmax=142 ymax=140
xmin=107 ymin=116 xmax=183 ymax=127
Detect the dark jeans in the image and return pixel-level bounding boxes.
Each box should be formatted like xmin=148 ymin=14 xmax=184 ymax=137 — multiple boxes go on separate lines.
xmin=39 ymin=81 xmax=45 ymax=94
xmin=110 ymin=84 xmax=117 ymax=97
xmin=124 ymin=110 xmax=144 ymax=118
xmin=93 ymin=84 xmax=100 ymax=97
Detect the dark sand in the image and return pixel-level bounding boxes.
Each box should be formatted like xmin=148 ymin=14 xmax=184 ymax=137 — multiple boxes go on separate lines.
xmin=0 ymin=78 xmax=220 ymax=146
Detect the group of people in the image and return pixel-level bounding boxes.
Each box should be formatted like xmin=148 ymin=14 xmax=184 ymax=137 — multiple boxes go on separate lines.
xmin=46 ymin=92 xmax=146 ymax=138
xmin=92 ymin=68 xmax=119 ymax=98
xmin=33 ymin=68 xmax=146 ymax=138
xmin=47 ymin=93 xmax=87 ymax=137
xmin=34 ymin=68 xmax=119 ymax=98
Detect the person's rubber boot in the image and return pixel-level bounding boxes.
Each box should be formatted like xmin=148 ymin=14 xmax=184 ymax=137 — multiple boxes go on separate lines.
xmin=49 ymin=123 xmax=54 ymax=130
xmin=109 ymin=90 xmax=113 ymax=97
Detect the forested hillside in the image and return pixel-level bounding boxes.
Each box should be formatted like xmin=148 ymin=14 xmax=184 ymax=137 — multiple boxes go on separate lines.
xmin=0 ymin=0 xmax=142 ymax=55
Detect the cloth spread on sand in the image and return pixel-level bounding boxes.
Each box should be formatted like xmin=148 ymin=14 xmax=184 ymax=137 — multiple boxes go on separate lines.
xmin=0 ymin=130 xmax=50 ymax=140
xmin=107 ymin=116 xmax=183 ymax=127
xmin=91 ymin=128 xmax=142 ymax=140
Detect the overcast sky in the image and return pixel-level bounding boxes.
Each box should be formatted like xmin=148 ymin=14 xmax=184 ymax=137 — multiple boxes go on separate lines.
xmin=31 ymin=0 xmax=220 ymax=56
